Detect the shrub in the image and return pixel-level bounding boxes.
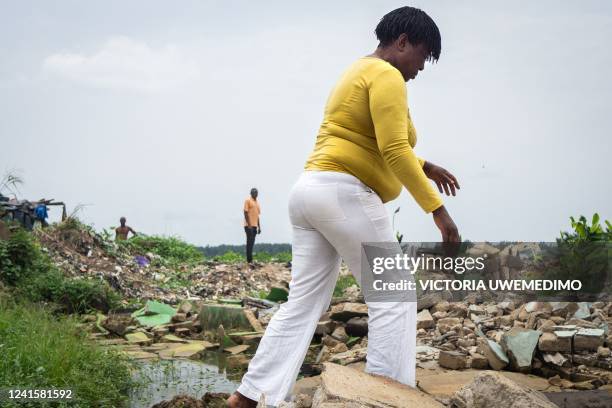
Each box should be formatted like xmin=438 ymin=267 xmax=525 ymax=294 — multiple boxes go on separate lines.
xmin=546 ymin=214 xmax=611 ymax=298
xmin=0 ymin=228 xmax=42 ymax=285
xmin=0 ymin=227 xmax=119 ymax=313
xmin=0 ymin=296 xmax=134 ymax=407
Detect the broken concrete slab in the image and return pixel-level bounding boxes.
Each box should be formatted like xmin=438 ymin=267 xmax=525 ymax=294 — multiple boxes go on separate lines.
xmin=224 ymin=344 xmax=250 ymax=355
xmin=571 ymin=302 xmax=591 ymax=320
xmin=331 ymin=326 xmax=349 ymax=343
xmin=501 ymin=328 xmax=541 ymax=372
xmin=312 ymin=362 xmax=443 ymax=407
xmin=482 ymin=339 xmax=509 ymax=371
xmin=199 ymin=303 xmax=252 ymax=331
xmin=538 ymin=332 xmax=571 ymax=353
xmin=542 ymin=352 xmax=567 ymax=367
xmin=468 ymin=352 xmax=488 ymax=369
xmin=125 ymin=332 xmax=151 ymax=344
xmin=439 ymin=350 xmax=468 ymax=370
xmin=243 ymin=309 xmax=264 ymax=332
xmin=417 ymin=309 xmax=435 ymax=330
xmin=450 ymin=371 xmax=557 ymax=408
xmin=162 ymin=334 xmax=189 ymax=343
xmin=102 ymin=314 xmax=135 ymax=336
xmin=169 ymin=341 xmax=213 ymax=359
xmin=544 ymin=390 xmax=612 ymax=408
xmin=417 ymin=291 xmax=452 ymax=311
xmin=330 ymin=303 xmax=368 ymax=322
xmin=416 ymin=369 xmax=559 ymax=399
xmin=315 ymin=320 xmax=335 ymax=336
xmin=131 ymin=300 xmax=177 ymax=327
xmin=574 ymin=328 xmax=605 ymax=351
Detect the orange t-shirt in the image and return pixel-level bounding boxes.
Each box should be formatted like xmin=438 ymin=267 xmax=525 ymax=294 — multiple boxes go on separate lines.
xmin=243 ymin=197 xmax=261 ymax=227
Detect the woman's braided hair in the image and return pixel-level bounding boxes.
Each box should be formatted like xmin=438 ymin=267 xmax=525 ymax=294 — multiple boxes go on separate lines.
xmin=375 ymin=6 xmax=441 ymax=62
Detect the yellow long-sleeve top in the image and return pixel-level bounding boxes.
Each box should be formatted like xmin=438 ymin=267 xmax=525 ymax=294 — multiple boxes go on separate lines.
xmin=304 ymin=57 xmax=443 ymax=213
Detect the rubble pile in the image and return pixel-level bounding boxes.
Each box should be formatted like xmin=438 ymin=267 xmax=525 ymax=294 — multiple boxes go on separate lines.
xmin=307 ymin=282 xmax=612 ymax=394
xmin=32 ymin=226 xmax=612 ymax=406
xmin=35 ymin=224 xmax=291 ymax=302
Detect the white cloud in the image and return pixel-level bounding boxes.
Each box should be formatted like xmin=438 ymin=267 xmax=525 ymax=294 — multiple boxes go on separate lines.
xmin=42 ymin=36 xmax=200 ymax=92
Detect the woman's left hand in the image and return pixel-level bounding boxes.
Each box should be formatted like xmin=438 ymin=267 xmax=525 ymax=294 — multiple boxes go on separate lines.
xmin=423 ymin=162 xmax=460 ymax=196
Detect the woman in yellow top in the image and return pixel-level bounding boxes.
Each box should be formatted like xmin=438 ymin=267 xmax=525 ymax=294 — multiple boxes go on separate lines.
xmin=229 ymin=6 xmax=460 ymax=407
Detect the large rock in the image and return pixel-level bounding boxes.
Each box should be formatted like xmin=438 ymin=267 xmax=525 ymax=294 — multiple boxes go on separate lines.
xmin=571 ymin=302 xmax=591 ymax=320
xmin=312 ymin=362 xmax=443 ymax=407
xmin=418 ymin=291 xmax=452 ymax=311
xmin=574 ymin=328 xmax=605 ymax=351
xmin=199 ymin=304 xmax=251 ymax=331
xmin=501 ymin=328 xmax=541 ymax=372
xmin=538 ymin=332 xmax=571 ymax=353
xmin=418 ymin=369 xmax=557 ymax=400
xmin=450 ymin=372 xmax=556 ymax=408
xmin=482 ymin=339 xmax=509 ymax=371
xmin=417 ymin=309 xmax=435 ymax=330
xmin=125 ymin=332 xmax=151 ymax=344
xmin=102 ymin=314 xmax=135 ymax=336
xmin=346 ymin=317 xmax=368 ymax=337
xmin=330 ymin=303 xmax=368 ymax=322
xmin=439 ymin=350 xmax=468 ymax=370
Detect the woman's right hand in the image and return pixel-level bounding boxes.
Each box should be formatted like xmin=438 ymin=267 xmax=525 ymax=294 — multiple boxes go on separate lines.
xmin=432 ymin=205 xmax=460 ymax=242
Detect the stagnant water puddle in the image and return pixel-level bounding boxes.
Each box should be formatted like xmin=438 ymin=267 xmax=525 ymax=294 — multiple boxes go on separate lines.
xmin=129 ymin=352 xmax=243 ymax=408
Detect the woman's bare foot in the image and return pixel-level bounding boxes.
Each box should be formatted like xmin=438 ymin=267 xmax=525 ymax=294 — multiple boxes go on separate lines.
xmin=226 ymin=391 xmax=257 ymax=408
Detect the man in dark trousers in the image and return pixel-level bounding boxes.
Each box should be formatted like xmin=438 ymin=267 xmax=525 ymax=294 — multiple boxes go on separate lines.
xmin=243 ymin=188 xmax=261 ymax=264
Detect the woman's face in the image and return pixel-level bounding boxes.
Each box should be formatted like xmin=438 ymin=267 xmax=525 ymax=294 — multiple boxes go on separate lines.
xmin=392 ymin=34 xmax=429 ymax=82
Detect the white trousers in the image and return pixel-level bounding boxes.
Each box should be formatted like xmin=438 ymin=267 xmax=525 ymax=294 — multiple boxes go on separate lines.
xmin=237 ymin=171 xmax=417 ymax=406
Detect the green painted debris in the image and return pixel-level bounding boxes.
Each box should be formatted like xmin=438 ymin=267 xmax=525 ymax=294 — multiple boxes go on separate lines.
xmin=501 ymin=328 xmax=542 ymax=372
xmin=265 ymin=286 xmax=289 ymax=302
xmin=221 ymin=334 xmax=237 ymax=348
xmin=200 ymin=304 xmax=251 ymax=331
xmin=131 ymin=300 xmax=177 ymax=327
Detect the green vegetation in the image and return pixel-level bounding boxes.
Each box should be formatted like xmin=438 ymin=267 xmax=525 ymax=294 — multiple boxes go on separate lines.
xmin=200 ymin=243 xmax=291 ymax=258
xmin=0 ymin=295 xmax=134 ymax=407
xmin=209 ymin=249 xmax=291 ymax=264
xmin=546 ymin=213 xmax=611 ymax=296
xmin=560 ymin=213 xmax=612 ymax=243
xmin=0 ymin=227 xmax=119 ymax=313
xmin=252 ymin=251 xmax=292 ymax=263
xmin=333 ymin=274 xmax=358 ymax=297
xmin=119 ymin=235 xmax=204 ymax=266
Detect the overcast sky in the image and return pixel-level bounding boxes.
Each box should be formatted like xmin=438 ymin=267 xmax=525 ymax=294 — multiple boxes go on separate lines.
xmin=1 ymin=1 xmax=610 ymax=246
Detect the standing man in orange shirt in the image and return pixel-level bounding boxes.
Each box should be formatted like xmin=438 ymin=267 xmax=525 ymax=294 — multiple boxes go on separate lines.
xmin=243 ymin=188 xmax=261 ymax=264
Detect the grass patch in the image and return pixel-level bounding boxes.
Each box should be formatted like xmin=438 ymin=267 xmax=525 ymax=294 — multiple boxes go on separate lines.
xmin=212 ymin=250 xmax=292 ymax=264
xmin=0 ymin=296 xmax=135 ymax=407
